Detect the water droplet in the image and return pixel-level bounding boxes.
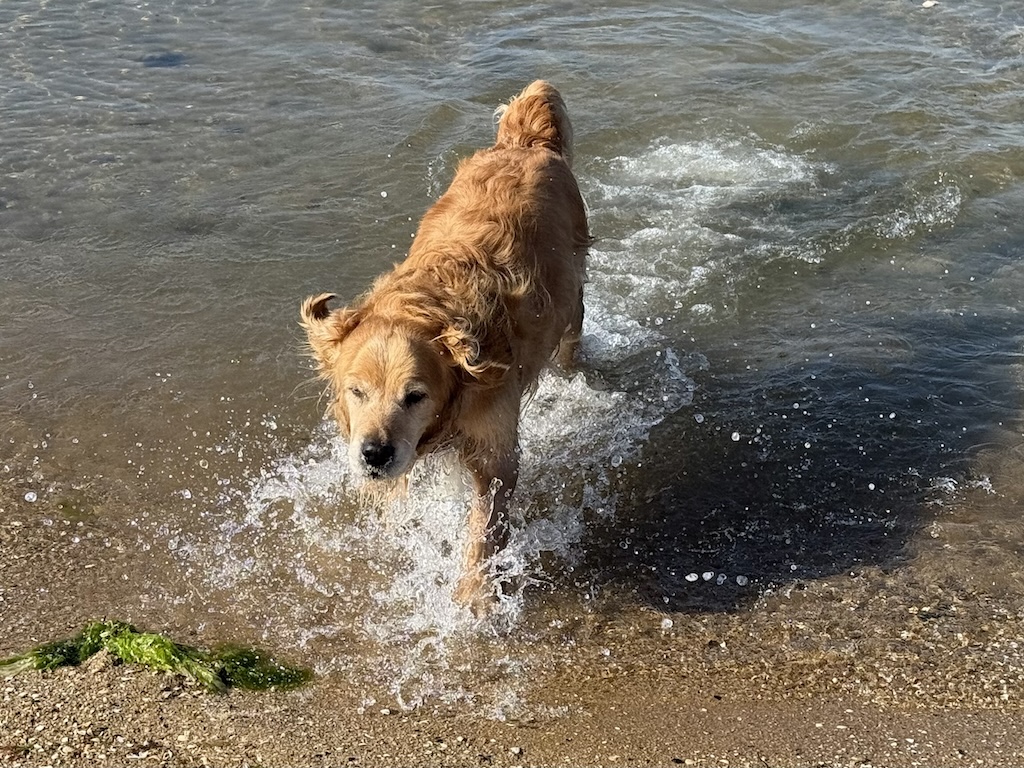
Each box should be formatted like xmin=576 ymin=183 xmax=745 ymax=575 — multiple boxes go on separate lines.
xmin=736 ymin=575 xmax=749 ymax=586
xmin=702 ymin=571 xmax=715 ymax=581
xmin=24 ymin=491 xmax=37 ymax=503
xmin=660 ymin=618 xmax=673 ymax=630
xmin=716 ymin=574 xmax=727 ymax=585
xmin=694 ymin=414 xmax=705 ymax=424
xmin=685 ymin=572 xmax=699 ymax=582
xmin=868 ymin=483 xmax=876 ymax=491
xmin=380 ymin=191 xmax=388 ymax=198
xmin=731 ymin=432 xmax=740 ymax=442
xmin=610 ymin=455 xmax=623 ymax=468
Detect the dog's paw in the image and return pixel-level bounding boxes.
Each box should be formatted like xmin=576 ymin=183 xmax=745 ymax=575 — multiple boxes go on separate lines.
xmin=453 ymin=571 xmax=498 ymax=616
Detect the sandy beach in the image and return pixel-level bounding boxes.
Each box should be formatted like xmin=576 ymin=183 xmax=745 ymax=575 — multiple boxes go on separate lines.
xmin=3 ymin=649 xmax=1022 ymax=767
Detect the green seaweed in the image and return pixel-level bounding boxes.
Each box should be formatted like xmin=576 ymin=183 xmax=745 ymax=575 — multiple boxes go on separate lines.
xmin=215 ymin=646 xmax=313 ymax=691
xmin=102 ymin=625 xmax=226 ymax=693
xmin=0 ymin=620 xmax=311 ymax=693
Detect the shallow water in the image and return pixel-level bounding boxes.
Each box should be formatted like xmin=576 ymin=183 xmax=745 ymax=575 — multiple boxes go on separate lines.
xmin=3 ymin=0 xmax=1024 ymax=712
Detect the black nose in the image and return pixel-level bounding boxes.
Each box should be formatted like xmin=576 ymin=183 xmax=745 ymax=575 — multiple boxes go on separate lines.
xmin=361 ymin=440 xmax=395 ymax=470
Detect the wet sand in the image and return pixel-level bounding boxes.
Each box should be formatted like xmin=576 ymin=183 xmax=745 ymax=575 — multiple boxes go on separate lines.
xmin=2 ymin=649 xmax=1022 ymax=767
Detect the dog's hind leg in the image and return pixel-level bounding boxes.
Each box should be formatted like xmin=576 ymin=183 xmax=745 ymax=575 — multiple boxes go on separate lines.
xmin=554 ymin=285 xmax=584 ymax=370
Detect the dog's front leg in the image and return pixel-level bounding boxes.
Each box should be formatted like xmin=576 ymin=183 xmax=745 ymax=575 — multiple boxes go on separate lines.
xmin=454 ymin=449 xmax=519 ymax=613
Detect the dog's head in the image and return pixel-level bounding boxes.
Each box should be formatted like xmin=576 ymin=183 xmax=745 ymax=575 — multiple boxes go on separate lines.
xmin=302 ymin=292 xmax=495 ymax=482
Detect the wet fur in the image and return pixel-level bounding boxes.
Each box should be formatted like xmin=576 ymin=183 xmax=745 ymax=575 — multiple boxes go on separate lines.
xmin=301 ymin=81 xmax=589 ymax=611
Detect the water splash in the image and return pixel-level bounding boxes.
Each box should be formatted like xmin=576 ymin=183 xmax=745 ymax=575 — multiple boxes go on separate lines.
xmin=217 ymin=320 xmax=694 ymax=707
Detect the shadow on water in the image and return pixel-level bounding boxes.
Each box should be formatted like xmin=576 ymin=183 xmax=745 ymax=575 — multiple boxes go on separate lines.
xmin=575 ymin=308 xmax=1023 ymax=615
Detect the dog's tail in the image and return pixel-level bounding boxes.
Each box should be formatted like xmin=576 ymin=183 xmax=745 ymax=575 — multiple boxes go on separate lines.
xmin=494 ymin=80 xmax=574 ymax=167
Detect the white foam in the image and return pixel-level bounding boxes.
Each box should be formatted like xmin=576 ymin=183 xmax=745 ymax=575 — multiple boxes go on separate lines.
xmin=873 ymin=184 xmax=962 ymax=239
xmin=608 ymin=140 xmax=816 ymax=188
xmin=582 ymin=138 xmax=824 ymax=320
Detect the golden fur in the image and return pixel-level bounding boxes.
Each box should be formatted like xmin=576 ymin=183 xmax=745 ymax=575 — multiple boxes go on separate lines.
xmin=301 ymin=81 xmax=589 ymax=610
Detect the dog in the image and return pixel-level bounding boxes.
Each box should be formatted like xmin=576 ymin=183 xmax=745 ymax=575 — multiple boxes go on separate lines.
xmin=300 ymin=81 xmax=589 ymax=611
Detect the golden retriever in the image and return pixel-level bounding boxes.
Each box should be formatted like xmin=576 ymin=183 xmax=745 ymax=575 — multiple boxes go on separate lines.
xmin=300 ymin=81 xmax=589 ymax=611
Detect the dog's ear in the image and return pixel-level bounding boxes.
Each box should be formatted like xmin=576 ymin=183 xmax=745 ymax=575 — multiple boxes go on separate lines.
xmin=437 ymin=319 xmax=510 ymax=388
xmin=300 ymin=293 xmax=361 ymax=371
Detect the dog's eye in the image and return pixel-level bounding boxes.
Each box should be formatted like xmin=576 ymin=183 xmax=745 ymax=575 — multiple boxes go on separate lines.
xmin=349 ymin=386 xmax=366 ymax=401
xmin=403 ymin=391 xmax=427 ymax=408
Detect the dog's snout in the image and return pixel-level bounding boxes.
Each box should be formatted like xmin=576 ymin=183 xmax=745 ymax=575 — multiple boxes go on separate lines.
xmin=361 ymin=439 xmax=395 ymax=469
